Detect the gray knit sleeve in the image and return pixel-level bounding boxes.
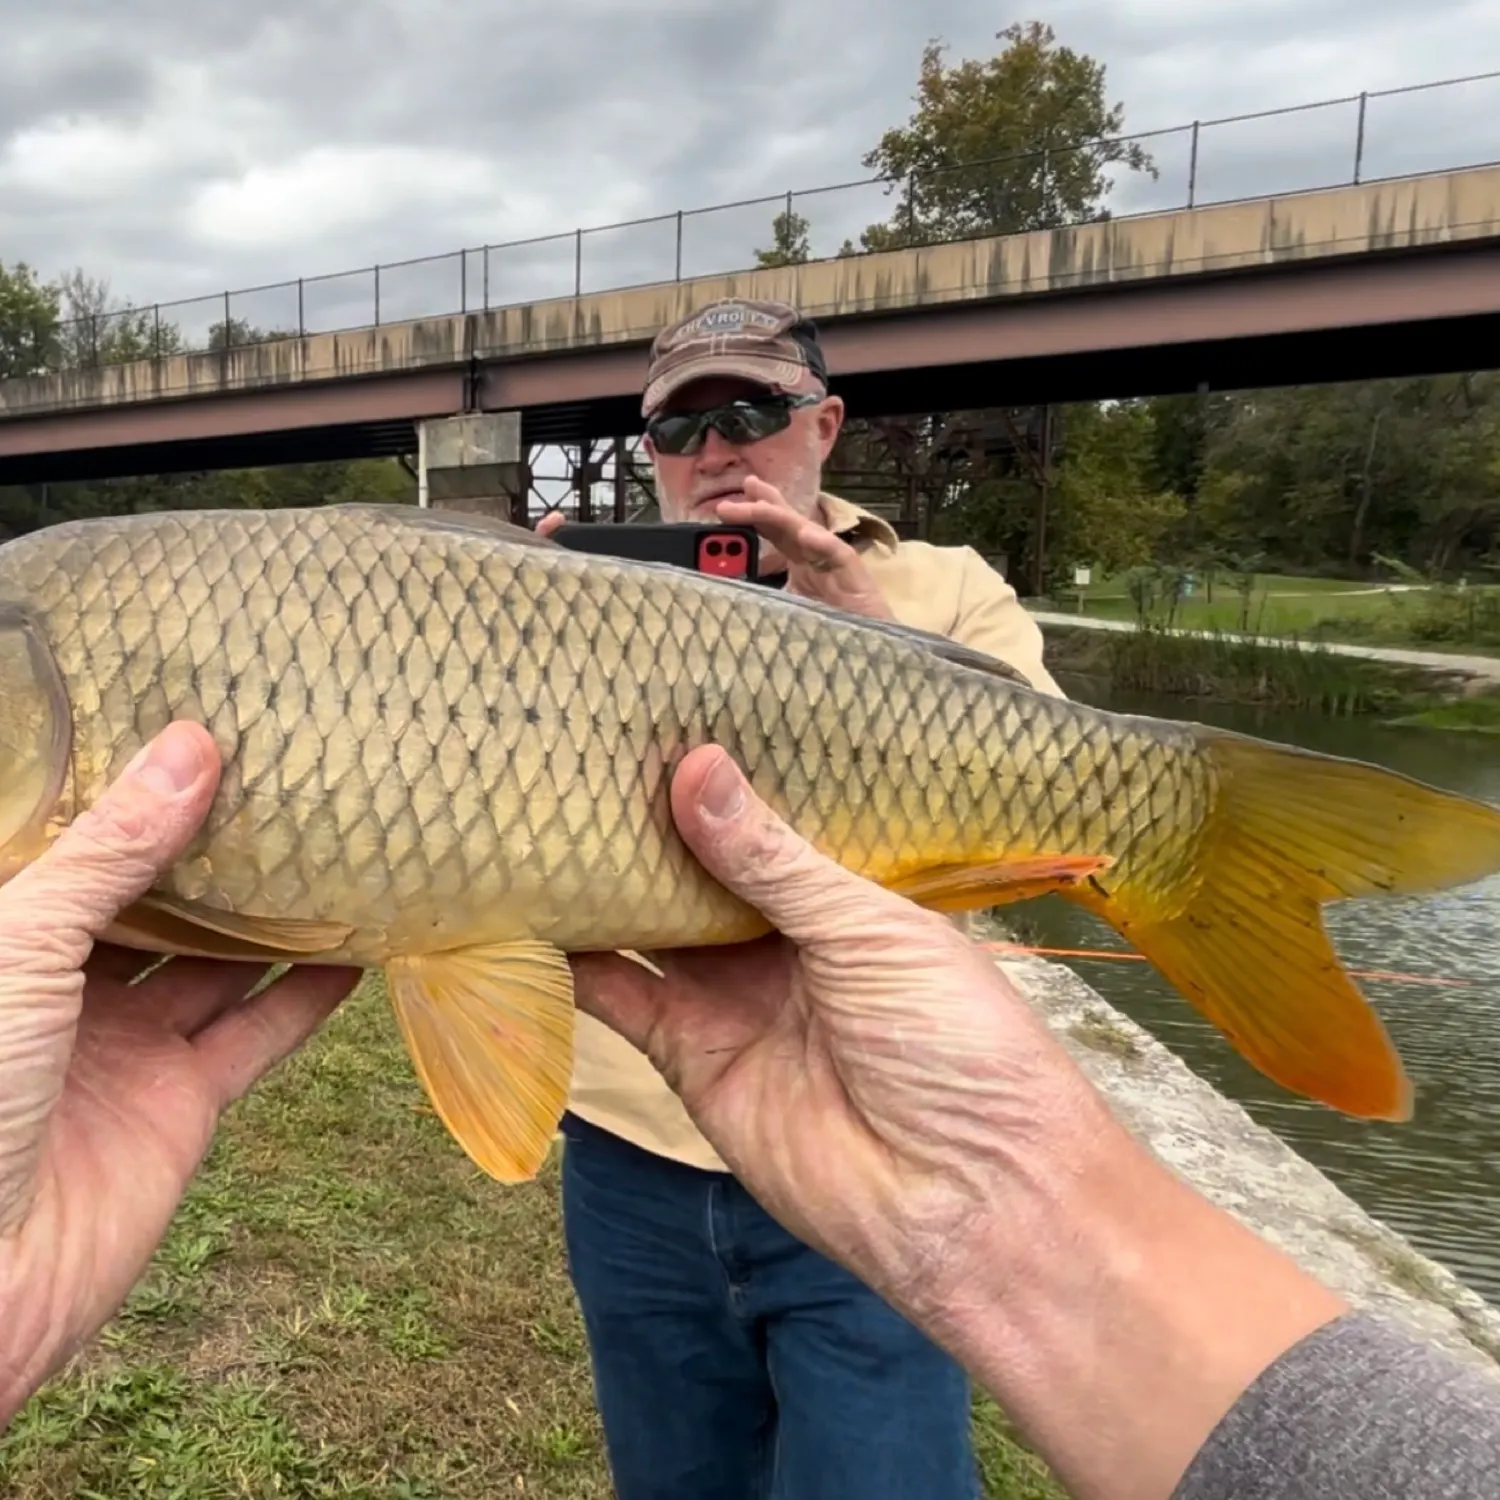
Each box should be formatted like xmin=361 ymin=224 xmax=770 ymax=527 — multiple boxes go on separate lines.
xmin=1173 ymin=1312 xmax=1500 ymax=1499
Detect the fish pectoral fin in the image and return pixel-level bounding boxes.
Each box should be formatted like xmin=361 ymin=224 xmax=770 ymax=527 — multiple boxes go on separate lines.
xmin=885 ymin=853 xmax=1114 ymax=913
xmin=109 ymin=894 xmax=354 ymax=960
xmin=383 ymin=940 xmax=576 ymax=1185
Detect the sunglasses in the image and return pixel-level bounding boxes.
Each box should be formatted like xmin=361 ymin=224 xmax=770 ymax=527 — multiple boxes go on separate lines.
xmin=646 ymin=393 xmax=823 ymax=456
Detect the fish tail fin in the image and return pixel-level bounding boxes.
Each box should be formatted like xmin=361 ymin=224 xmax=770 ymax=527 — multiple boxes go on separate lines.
xmin=1073 ymin=730 xmax=1500 ymax=1121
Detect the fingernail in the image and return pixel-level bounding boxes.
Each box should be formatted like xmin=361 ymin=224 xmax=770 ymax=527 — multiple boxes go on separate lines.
xmin=699 ymin=754 xmax=746 ymax=822
xmin=133 ymin=727 xmax=205 ymax=795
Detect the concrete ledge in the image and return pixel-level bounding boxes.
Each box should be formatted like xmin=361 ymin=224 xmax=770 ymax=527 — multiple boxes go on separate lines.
xmin=995 ymin=944 xmax=1500 ymax=1378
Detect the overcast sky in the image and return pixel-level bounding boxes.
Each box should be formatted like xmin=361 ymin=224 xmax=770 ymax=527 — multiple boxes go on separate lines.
xmin=2 ymin=0 xmax=1498 ymax=340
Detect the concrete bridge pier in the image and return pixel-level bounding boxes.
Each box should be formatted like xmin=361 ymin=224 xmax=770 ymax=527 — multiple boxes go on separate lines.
xmin=417 ymin=411 xmax=527 ymax=523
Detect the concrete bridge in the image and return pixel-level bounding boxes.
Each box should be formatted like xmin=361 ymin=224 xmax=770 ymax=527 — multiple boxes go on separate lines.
xmin=5 ymin=163 xmax=1500 ymax=485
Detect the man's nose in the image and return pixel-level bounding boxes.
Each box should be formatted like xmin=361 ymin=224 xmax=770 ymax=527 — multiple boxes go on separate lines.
xmin=695 ymin=427 xmax=742 ymax=470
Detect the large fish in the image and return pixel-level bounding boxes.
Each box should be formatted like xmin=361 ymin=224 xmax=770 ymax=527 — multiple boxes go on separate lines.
xmin=0 ymin=503 xmax=1497 ymax=1181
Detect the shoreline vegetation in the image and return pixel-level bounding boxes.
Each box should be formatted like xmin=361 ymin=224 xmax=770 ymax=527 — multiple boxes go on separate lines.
xmin=1038 ymin=620 xmax=1479 ymax=720
xmin=1046 ymin=566 xmax=1500 ymax=658
xmin=1034 ymin=566 xmax=1500 ymax=723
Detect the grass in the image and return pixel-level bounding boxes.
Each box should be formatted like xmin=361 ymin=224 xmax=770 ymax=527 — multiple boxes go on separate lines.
xmin=1383 ymin=692 xmax=1500 ymax=734
xmin=1055 ymin=571 xmax=1500 ymax=655
xmin=0 ymin=976 xmax=1064 ymax=1500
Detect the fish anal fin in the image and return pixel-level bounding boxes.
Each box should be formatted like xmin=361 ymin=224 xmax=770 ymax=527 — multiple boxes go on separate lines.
xmin=108 ymin=893 xmax=353 ymax=961
xmin=384 ymin=940 xmax=575 ymax=1185
xmin=886 ymin=853 xmax=1113 ymax=913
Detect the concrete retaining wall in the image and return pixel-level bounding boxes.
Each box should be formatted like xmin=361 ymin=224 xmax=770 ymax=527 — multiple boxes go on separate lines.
xmin=995 ymin=942 xmax=1500 ymax=1379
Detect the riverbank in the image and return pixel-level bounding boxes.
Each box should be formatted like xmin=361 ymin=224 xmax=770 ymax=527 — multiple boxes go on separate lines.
xmin=1034 ymin=612 xmax=1500 ymax=718
xmin=1049 ymin=573 xmax=1500 ymax=658
xmin=1384 ymin=696 xmax=1500 ymax=734
xmin=987 ymin=937 xmax=1500 ymax=1374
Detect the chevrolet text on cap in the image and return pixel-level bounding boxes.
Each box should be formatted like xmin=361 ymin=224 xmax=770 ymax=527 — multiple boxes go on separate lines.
xmin=641 ymin=298 xmax=828 ymax=416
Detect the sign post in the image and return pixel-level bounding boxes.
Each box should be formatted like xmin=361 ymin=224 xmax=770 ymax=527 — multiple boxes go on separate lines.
xmin=1073 ymin=564 xmax=1092 ymax=614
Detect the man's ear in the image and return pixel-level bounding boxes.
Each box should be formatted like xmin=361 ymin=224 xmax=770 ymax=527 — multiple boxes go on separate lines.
xmin=815 ymin=395 xmax=845 ymax=459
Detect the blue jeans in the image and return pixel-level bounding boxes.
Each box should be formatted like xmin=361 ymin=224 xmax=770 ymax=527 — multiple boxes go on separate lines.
xmin=559 ymin=1111 xmax=982 ymax=1500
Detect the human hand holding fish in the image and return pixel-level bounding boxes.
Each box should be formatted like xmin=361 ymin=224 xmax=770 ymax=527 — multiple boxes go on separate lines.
xmin=568 ymin=742 xmax=1353 ymax=1500
xmin=0 ymin=722 xmax=358 ymax=1426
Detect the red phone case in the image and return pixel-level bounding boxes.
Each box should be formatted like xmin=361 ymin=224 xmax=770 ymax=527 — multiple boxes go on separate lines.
xmin=695 ymin=530 xmax=752 ymax=578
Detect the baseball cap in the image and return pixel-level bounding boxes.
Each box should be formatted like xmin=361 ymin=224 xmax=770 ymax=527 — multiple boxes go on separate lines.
xmin=641 ymin=298 xmax=829 ymax=417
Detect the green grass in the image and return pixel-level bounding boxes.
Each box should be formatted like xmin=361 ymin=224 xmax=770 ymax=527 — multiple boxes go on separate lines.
xmin=0 ymin=977 xmax=1064 ymax=1499
xmin=1383 ymin=692 xmax=1500 ymax=734
xmin=1057 ymin=572 xmax=1500 ymax=654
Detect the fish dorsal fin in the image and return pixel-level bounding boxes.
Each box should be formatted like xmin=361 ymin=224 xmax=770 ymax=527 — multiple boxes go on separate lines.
xmin=323 ymin=503 xmax=563 ymax=550
xmin=329 ymin=506 xmax=1035 ymax=688
xmin=855 ymin=613 xmax=1034 ymax=687
xmin=732 ymin=585 xmax=1038 ymax=688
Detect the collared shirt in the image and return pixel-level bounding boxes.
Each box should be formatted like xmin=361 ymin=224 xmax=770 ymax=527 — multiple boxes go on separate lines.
xmin=565 ymin=491 xmax=1065 ymax=1172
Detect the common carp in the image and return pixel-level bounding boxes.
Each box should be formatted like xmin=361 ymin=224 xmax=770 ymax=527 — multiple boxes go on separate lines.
xmin=0 ymin=503 xmax=1497 ymax=1182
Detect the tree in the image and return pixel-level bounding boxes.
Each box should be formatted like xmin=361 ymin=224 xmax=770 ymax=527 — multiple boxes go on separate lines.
xmin=855 ymin=21 xmax=1157 ymax=251
xmin=52 ymin=269 xmax=180 ymax=367
xmin=807 ymin=23 xmax=1161 ymax=589
xmin=1193 ymin=375 xmax=1500 ymax=578
xmin=753 ymin=207 xmax=812 ymax=267
xmin=206 ymin=315 xmax=293 ymax=351
xmin=933 ymin=402 xmax=1182 ymax=592
xmin=0 ymin=261 xmax=61 ymax=378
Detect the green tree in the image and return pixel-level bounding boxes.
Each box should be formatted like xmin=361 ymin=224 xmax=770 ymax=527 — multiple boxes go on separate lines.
xmin=753 ymin=207 xmax=812 ymax=267
xmin=856 ymin=21 xmax=1157 ymax=251
xmin=812 ymin=23 xmax=1160 ymax=590
xmin=1194 ymin=375 xmax=1500 ymax=578
xmin=0 ymin=261 xmax=61 ymax=377
xmin=0 ymin=457 xmax=417 ymax=539
xmin=936 ymin=402 xmax=1181 ymax=591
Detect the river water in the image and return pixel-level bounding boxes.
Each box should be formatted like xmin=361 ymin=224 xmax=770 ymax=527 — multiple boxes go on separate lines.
xmin=1024 ymin=678 xmax=1500 ymax=1304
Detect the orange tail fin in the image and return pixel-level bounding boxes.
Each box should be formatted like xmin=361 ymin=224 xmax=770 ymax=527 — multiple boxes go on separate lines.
xmin=1072 ymin=730 xmax=1500 ymax=1121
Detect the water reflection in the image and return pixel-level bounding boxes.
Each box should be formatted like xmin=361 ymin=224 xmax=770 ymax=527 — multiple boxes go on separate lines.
xmin=1026 ymin=679 xmax=1500 ymax=1302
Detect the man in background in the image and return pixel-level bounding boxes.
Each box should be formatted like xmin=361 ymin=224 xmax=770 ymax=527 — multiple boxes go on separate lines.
xmin=537 ymin=297 xmax=1061 ymax=1500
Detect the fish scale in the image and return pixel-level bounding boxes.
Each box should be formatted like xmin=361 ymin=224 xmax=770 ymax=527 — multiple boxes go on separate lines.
xmin=0 ymin=502 xmax=1496 ymax=1185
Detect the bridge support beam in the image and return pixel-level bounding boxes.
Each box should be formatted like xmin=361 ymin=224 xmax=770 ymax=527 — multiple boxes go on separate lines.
xmin=417 ymin=411 xmax=527 ymax=524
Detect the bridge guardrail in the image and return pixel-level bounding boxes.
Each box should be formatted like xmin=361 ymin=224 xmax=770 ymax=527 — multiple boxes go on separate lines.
xmin=22 ymin=67 xmax=1500 ymax=375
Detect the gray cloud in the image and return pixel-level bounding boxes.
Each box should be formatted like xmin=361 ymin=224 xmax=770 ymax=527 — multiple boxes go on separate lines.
xmin=0 ymin=0 xmax=1495 ymax=339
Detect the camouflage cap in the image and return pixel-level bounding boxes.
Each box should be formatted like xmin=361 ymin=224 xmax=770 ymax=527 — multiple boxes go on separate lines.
xmin=641 ymin=298 xmax=829 ymax=417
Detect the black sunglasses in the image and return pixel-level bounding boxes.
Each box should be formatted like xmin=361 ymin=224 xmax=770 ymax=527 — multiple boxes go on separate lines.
xmin=646 ymin=393 xmax=823 ymax=456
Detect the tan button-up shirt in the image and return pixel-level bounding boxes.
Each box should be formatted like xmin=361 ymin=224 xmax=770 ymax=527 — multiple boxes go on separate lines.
xmin=565 ymin=491 xmax=1064 ymax=1172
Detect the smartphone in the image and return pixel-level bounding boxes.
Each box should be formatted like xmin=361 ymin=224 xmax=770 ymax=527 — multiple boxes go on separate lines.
xmin=549 ymin=522 xmax=762 ymax=583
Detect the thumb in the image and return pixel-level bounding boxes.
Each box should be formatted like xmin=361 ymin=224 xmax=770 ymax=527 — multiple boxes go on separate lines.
xmin=0 ymin=721 xmax=221 ymax=1231
xmin=0 ymin=721 xmax=222 ymax=969
xmin=668 ymin=746 xmax=908 ymax=946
